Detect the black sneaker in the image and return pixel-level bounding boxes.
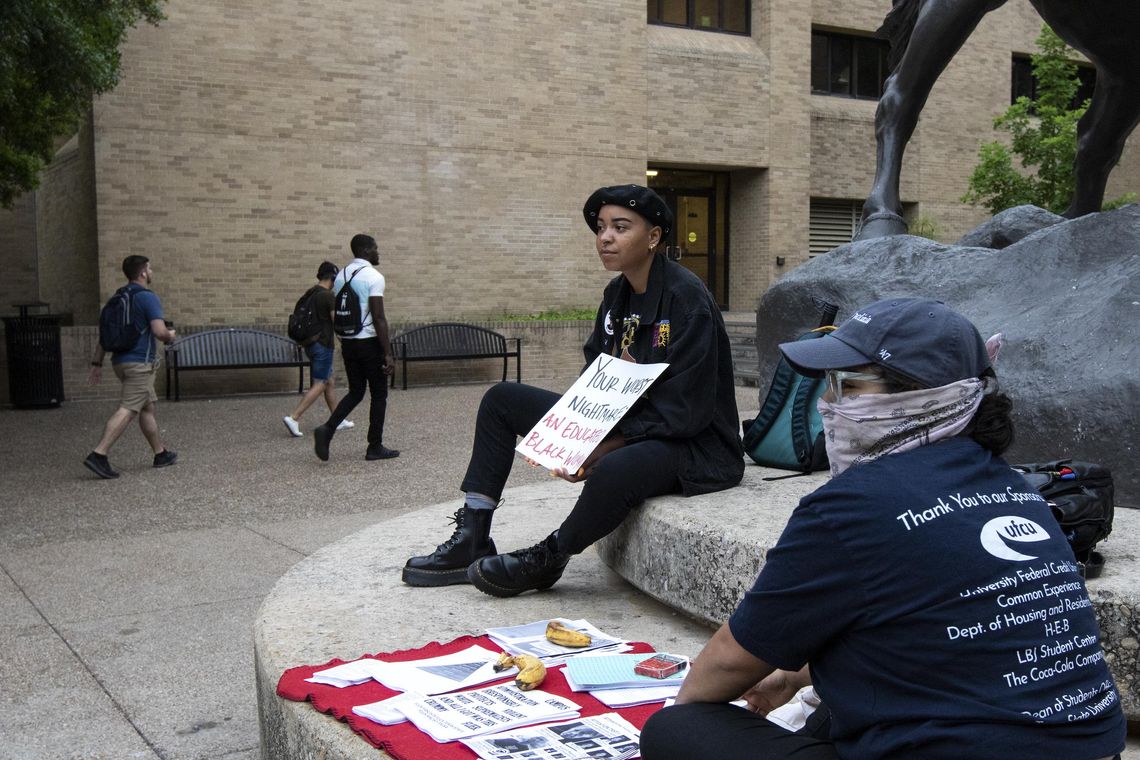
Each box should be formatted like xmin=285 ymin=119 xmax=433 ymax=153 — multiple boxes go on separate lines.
xmin=365 ymin=445 xmax=400 ymax=461
xmin=314 ymin=424 xmax=333 ymax=461
xmin=83 ymin=452 xmax=120 ymax=480
xmin=153 ymin=449 xmax=178 ymax=468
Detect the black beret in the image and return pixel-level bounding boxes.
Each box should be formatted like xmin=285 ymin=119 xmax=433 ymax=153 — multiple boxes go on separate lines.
xmin=582 ymin=184 xmax=673 ymax=237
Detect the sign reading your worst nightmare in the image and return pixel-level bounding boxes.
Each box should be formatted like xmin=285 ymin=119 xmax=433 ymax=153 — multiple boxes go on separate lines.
xmin=515 ymin=355 xmax=668 ymax=473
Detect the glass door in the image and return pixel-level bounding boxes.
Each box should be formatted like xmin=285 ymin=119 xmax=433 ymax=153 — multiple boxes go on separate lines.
xmin=649 ymin=169 xmax=728 ymax=308
xmin=679 ymin=193 xmax=713 ymax=292
xmin=660 ymin=190 xmax=719 ymax=305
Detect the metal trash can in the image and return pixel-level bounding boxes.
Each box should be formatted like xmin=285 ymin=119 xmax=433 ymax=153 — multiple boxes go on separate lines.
xmin=4 ymin=302 xmax=65 ymax=408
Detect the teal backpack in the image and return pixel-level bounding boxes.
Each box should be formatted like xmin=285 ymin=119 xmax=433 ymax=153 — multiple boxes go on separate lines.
xmin=742 ymin=302 xmax=837 ymax=475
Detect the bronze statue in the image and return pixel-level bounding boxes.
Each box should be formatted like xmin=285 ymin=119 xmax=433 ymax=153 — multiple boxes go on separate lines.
xmin=856 ymin=0 xmax=1140 ymax=240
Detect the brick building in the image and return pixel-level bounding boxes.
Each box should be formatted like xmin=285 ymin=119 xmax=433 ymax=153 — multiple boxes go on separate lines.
xmin=1 ymin=0 xmax=1137 ymax=331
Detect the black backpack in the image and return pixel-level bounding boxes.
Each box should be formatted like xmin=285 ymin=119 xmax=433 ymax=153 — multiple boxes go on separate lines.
xmin=1012 ymin=460 xmax=1114 ymax=578
xmin=98 ymin=286 xmax=143 ymax=353
xmin=742 ymin=301 xmax=838 ymax=476
xmin=333 ymin=267 xmax=365 ymax=337
xmin=287 ymin=285 xmax=324 ymax=345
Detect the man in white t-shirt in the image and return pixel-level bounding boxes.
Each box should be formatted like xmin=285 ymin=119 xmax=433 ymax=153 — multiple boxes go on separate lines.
xmin=313 ymin=234 xmax=399 ymax=462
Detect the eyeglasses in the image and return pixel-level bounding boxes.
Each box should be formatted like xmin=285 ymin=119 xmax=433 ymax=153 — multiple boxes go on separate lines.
xmin=825 ymin=369 xmax=884 ymax=401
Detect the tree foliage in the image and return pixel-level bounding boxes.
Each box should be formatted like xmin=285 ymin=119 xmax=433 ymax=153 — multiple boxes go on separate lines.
xmin=0 ymin=0 xmax=163 ymax=208
xmin=962 ymin=25 xmax=1132 ymax=215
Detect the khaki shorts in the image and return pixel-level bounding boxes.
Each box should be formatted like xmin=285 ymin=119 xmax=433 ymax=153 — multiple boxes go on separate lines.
xmin=113 ymin=361 xmax=159 ymax=412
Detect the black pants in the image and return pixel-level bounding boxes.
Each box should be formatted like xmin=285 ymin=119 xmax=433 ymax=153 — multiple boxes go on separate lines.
xmin=326 ymin=336 xmax=388 ymax=447
xmin=640 ymin=702 xmax=836 ymax=760
xmin=641 ymin=704 xmax=1121 ymax=760
xmin=460 ymin=382 xmax=685 ymax=554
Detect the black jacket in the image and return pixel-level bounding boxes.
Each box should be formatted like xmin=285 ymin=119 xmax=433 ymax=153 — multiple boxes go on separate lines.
xmin=583 ymin=255 xmax=744 ymax=495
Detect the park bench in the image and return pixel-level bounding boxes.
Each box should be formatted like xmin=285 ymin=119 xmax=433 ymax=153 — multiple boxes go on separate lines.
xmin=390 ymin=322 xmax=521 ymax=390
xmin=164 ymin=328 xmax=309 ymax=401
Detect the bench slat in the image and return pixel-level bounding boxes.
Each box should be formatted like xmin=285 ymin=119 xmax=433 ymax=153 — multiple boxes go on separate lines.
xmin=165 ymin=328 xmax=308 ymax=401
xmin=391 ymin=322 xmax=520 ymax=389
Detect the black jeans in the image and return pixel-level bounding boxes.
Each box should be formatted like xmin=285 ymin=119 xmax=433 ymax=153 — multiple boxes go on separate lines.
xmin=460 ymin=382 xmax=685 ymax=554
xmin=326 ymin=336 xmax=388 ymax=447
xmin=640 ymin=704 xmax=1121 ymax=760
xmin=640 ymin=702 xmax=836 ymax=760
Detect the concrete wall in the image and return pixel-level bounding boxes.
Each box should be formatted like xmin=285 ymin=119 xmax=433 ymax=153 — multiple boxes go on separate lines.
xmin=0 ymin=196 xmax=38 ymax=313
xmin=35 ymin=116 xmax=101 ymax=324
xmin=0 ymin=118 xmax=99 ymax=323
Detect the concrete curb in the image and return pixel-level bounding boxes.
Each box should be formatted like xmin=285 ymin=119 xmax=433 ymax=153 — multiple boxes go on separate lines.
xmin=254 ymin=482 xmax=716 ymax=760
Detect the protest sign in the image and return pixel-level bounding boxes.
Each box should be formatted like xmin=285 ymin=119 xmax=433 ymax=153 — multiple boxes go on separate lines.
xmin=515 ymin=355 xmax=668 ymax=473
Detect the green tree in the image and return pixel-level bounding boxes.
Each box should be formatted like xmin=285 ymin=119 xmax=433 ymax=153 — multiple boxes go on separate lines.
xmin=962 ymin=25 xmax=1132 ymax=215
xmin=0 ymin=0 xmax=163 ymax=208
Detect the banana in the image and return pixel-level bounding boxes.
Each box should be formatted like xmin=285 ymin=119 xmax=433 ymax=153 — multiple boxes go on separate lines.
xmin=492 ymin=652 xmax=547 ymax=690
xmin=545 ymin=620 xmax=592 ymax=648
xmin=512 ymin=654 xmax=547 ymax=691
xmin=493 ymin=651 xmax=517 ymax=672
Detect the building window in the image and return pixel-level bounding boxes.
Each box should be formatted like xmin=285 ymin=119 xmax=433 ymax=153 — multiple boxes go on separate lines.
xmin=809 ymin=199 xmax=861 ymax=254
xmin=1011 ymin=55 xmax=1096 ymax=109
xmin=811 ymin=31 xmax=890 ymax=99
xmin=648 ymin=0 xmax=749 ymax=35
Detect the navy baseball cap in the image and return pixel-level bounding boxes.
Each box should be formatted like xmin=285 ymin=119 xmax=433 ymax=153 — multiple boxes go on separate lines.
xmin=583 ymin=185 xmax=673 ymax=237
xmin=778 ymin=298 xmax=992 ymax=388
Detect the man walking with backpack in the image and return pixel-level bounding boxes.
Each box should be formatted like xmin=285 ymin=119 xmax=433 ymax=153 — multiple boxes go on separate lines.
xmin=84 ymin=255 xmax=178 ymax=479
xmin=282 ymin=260 xmax=355 ymax=437
xmin=313 ymin=234 xmax=398 ymax=462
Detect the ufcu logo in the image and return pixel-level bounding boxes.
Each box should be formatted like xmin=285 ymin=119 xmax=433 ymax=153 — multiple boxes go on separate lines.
xmin=979 ymin=515 xmax=1050 ymax=562
xmin=1002 ymin=518 xmax=1043 ymax=538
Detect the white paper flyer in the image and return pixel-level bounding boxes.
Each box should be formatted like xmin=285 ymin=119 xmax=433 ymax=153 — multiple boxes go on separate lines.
xmin=515 ymin=355 xmax=667 ymax=472
xmin=460 ymin=712 xmax=642 ymax=759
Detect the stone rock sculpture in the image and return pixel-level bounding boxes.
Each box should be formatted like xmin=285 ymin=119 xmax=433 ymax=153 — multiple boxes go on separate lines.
xmin=755 ymin=205 xmax=1140 ymax=505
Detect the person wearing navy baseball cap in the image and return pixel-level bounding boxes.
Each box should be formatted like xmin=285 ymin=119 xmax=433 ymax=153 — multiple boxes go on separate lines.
xmin=402 ymin=184 xmax=743 ymax=597
xmin=779 ymin=297 xmax=992 ymax=390
xmin=642 ymin=298 xmax=1126 ymax=760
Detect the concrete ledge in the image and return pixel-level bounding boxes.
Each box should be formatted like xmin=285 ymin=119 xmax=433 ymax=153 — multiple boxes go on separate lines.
xmin=254 ymin=482 xmax=718 ymax=760
xmin=595 ymin=466 xmax=1140 ymax=721
xmin=254 ymin=469 xmax=1139 ymax=758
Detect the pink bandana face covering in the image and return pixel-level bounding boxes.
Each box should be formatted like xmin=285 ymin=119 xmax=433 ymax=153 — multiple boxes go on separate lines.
xmin=817 ymin=378 xmax=985 ymax=476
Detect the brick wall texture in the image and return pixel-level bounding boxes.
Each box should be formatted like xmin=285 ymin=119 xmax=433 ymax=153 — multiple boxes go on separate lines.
xmin=1 ymin=0 xmax=1138 ymax=369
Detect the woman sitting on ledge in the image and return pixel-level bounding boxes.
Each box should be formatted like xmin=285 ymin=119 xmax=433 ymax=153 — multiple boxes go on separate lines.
xmin=401 ymin=184 xmax=743 ymax=597
xmin=641 ymin=298 xmax=1125 ymax=760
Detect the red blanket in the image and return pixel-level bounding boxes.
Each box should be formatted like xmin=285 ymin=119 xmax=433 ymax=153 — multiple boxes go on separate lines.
xmin=276 ymin=635 xmax=661 ymax=760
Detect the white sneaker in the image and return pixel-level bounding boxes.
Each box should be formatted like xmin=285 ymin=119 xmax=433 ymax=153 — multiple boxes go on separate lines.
xmin=283 ymin=416 xmax=303 ymax=438
xmin=337 ymin=420 xmax=355 ymax=430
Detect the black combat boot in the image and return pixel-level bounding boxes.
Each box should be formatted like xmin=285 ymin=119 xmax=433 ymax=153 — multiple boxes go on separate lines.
xmin=402 ymin=507 xmax=496 ymax=586
xmin=467 ymin=532 xmax=570 ymax=598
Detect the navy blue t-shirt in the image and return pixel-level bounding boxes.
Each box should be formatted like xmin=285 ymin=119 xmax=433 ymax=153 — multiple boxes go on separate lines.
xmin=729 ymin=438 xmax=1124 ymax=759
xmin=111 ymin=284 xmax=163 ymax=365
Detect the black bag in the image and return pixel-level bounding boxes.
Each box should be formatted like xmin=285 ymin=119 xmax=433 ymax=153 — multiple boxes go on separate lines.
xmin=1012 ymin=460 xmax=1114 ymax=578
xmin=742 ymin=300 xmax=838 ymax=476
xmin=98 ymin=286 xmax=143 ymax=353
xmin=333 ymin=267 xmax=365 ymax=337
xmin=287 ymin=285 xmax=323 ymax=345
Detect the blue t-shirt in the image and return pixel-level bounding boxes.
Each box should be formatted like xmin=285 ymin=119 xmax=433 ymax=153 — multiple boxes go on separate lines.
xmin=729 ymin=438 xmax=1125 ymax=760
xmin=112 ymin=284 xmax=163 ymax=365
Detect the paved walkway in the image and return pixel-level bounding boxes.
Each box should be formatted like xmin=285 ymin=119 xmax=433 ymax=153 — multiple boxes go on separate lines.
xmin=0 ymin=382 xmax=754 ymax=759
xmin=1 ymin=383 xmax=1135 ymax=758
